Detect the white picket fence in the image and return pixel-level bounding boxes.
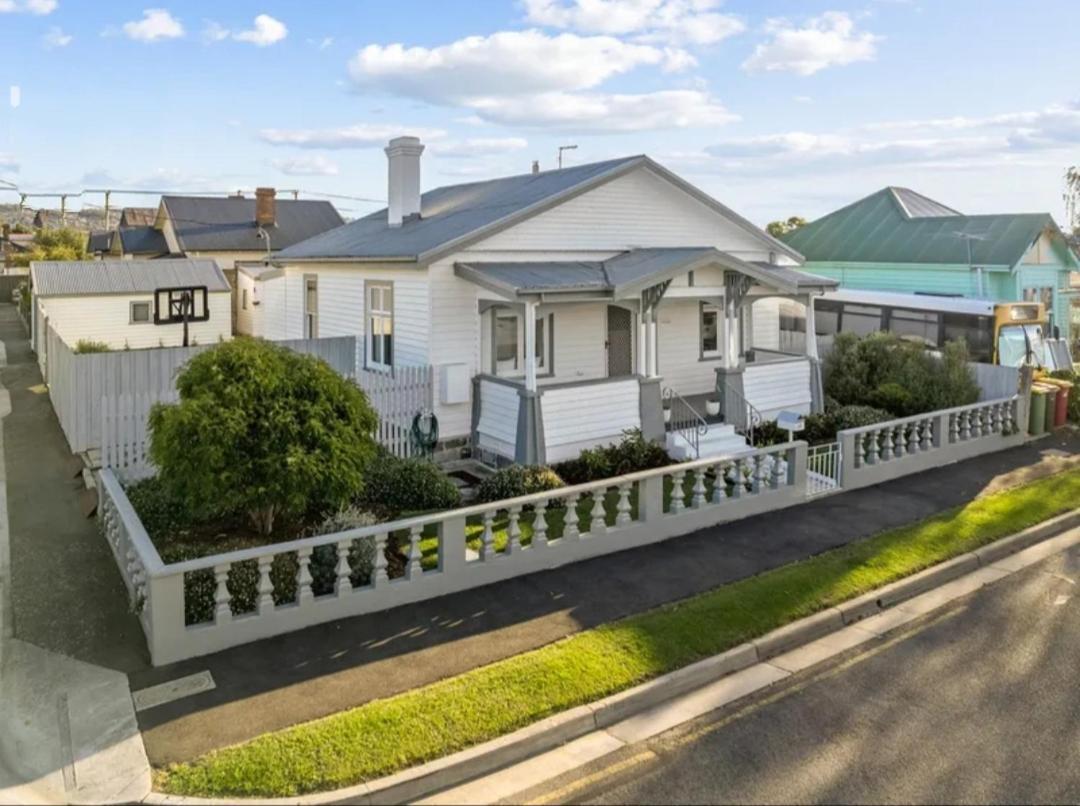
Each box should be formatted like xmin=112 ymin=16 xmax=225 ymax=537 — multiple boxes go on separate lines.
xmin=100 ymin=359 xmax=434 ymax=477
xmin=357 ymin=365 xmax=434 ymax=458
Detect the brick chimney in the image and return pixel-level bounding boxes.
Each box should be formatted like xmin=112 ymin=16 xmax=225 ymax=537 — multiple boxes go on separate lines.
xmin=255 ymin=187 xmax=277 ymax=227
xmin=385 ymin=136 xmax=424 ymax=228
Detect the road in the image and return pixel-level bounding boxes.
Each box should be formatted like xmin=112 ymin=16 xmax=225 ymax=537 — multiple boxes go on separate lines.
xmin=523 ymin=540 xmax=1080 ymax=805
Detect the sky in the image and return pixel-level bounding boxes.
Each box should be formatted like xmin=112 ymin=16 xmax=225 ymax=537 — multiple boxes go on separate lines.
xmin=0 ymin=0 xmax=1077 ymax=226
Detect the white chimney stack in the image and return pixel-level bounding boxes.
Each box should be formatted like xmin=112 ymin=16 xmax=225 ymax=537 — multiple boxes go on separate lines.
xmin=385 ymin=136 xmax=424 ymax=228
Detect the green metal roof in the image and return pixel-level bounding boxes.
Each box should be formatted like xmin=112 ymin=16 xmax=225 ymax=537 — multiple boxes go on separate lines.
xmin=782 ymin=187 xmax=1079 ymax=269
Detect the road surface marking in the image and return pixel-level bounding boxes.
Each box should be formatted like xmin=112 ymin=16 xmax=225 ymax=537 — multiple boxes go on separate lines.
xmin=524 ymin=750 xmax=659 ymax=806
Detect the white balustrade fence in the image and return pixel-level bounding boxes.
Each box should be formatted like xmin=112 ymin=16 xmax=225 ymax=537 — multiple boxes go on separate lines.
xmin=838 ymin=396 xmax=1023 ymax=490
xmin=99 ymin=442 xmax=808 ymax=666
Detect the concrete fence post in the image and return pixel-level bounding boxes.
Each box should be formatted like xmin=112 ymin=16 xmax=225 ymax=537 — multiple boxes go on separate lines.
xmin=639 ymin=475 xmax=665 ymax=523
xmin=787 ymin=442 xmax=808 ymax=495
xmin=933 ymin=412 xmax=948 ymax=448
xmin=439 ymin=515 xmax=468 ymax=577
xmin=838 ymin=431 xmax=858 ymax=489
xmin=145 ymin=572 xmax=186 ymax=667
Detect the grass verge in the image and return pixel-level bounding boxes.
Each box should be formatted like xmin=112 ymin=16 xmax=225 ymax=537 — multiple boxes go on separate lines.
xmin=160 ymin=467 xmax=1080 ymax=798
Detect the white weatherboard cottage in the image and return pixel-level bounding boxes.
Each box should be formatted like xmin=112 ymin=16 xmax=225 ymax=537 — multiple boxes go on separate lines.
xmin=238 ymin=137 xmax=837 ymax=463
xmin=29 ymin=259 xmax=232 ymax=359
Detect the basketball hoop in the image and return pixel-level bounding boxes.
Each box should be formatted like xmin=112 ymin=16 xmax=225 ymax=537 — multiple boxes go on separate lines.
xmin=154 ymin=285 xmax=209 ymax=347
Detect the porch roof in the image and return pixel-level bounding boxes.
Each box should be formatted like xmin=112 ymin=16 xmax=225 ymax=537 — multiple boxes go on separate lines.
xmin=455 ymin=247 xmax=838 ymax=300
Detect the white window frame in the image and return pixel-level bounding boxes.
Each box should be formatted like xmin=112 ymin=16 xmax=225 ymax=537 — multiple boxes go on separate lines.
xmin=491 ymin=308 xmax=552 ymax=377
xmin=700 ymin=302 xmax=722 ymax=360
xmin=366 ymin=281 xmax=393 ymax=370
xmin=303 ymin=274 xmax=318 ymax=339
xmin=130 ymin=300 xmax=151 ymax=325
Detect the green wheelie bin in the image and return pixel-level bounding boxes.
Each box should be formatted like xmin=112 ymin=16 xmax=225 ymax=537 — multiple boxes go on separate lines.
xmin=1029 ymin=384 xmax=1048 ymax=435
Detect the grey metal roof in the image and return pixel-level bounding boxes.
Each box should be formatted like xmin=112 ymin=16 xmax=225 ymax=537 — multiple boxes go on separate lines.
xmin=31 ymin=259 xmax=231 ymax=297
xmin=162 ymin=196 xmax=344 ymax=253
xmin=118 ymin=225 xmax=169 ymax=255
xmin=86 ymin=231 xmax=114 ymax=253
xmin=277 ymin=156 xmax=803 ymax=265
xmin=456 ymin=248 xmax=835 ymax=299
xmin=889 ymin=187 xmax=960 ymax=219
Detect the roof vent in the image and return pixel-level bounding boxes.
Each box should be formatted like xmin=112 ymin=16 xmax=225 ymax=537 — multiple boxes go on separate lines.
xmin=385 ymin=136 xmax=424 ymax=228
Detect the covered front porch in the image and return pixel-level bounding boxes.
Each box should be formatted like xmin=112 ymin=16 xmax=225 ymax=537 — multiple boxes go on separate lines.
xmin=456 ymin=248 xmax=837 ymax=464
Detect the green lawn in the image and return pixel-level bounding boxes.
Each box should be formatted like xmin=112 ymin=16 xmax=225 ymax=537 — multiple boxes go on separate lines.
xmin=160 ymin=467 xmax=1080 ymax=798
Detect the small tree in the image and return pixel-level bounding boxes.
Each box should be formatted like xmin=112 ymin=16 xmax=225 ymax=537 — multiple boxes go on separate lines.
xmin=148 ymin=339 xmax=379 ymax=537
xmin=766 ymin=216 xmax=807 ymax=238
xmin=11 ymin=227 xmax=88 ymax=268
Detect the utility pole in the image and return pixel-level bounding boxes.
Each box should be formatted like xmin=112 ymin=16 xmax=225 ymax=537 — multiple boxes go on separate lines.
xmin=103 ymin=190 xmax=112 ymax=226
xmin=557 ymin=144 xmax=578 ymax=169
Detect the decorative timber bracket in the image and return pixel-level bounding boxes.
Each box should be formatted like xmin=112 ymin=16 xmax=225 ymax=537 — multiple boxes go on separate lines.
xmin=641 ymin=279 xmax=672 ymax=312
xmin=724 ymin=272 xmax=754 ymax=309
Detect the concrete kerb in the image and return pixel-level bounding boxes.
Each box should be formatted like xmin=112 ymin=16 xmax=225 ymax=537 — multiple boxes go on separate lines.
xmin=143 ymin=508 xmax=1080 ymax=806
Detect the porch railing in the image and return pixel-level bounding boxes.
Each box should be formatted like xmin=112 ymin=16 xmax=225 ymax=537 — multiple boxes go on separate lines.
xmin=719 ymin=379 xmax=764 ymax=445
xmin=663 ymin=387 xmax=709 ymax=459
xmin=806 ymin=442 xmax=841 ymax=497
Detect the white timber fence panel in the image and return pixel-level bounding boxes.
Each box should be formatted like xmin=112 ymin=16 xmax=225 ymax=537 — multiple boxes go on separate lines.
xmin=98 ymin=441 xmax=810 ymax=666
xmin=838 ymin=395 xmax=1025 ymax=490
xmin=101 ymin=391 xmax=178 ymax=482
xmin=356 ymin=365 xmax=435 ymax=459
xmin=275 ymin=335 xmax=359 ymax=379
xmin=969 ymin=362 xmax=1021 ymax=402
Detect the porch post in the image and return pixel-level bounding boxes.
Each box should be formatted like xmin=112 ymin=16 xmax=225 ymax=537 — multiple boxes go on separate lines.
xmin=805 ymin=294 xmax=824 ymax=413
xmin=723 ymin=293 xmax=736 ymax=370
xmin=647 ymin=306 xmax=660 ymax=378
xmin=523 ymin=300 xmax=537 ymax=392
xmin=804 ymin=295 xmax=819 ymax=360
xmin=637 ymin=310 xmax=648 ymax=376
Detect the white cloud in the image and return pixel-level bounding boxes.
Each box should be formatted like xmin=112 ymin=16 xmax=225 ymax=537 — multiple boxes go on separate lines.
xmin=234 ymin=14 xmax=287 ymax=46
xmin=742 ymin=12 xmax=879 ymax=76
xmin=204 ymin=14 xmax=288 ymax=47
xmin=523 ymin=0 xmax=745 ymax=46
xmin=0 ymin=0 xmax=57 ymax=15
xmin=259 ymin=124 xmax=448 ymax=149
xmin=42 ymin=26 xmax=72 ymax=48
xmin=348 ymin=30 xmax=669 ymax=105
xmin=271 ymin=155 xmax=340 ymax=176
xmin=122 ymin=9 xmax=184 ymax=43
xmin=470 ymin=89 xmax=737 ymax=132
xmin=307 ymin=36 xmax=333 ymax=50
xmin=429 ymin=138 xmax=529 ymax=158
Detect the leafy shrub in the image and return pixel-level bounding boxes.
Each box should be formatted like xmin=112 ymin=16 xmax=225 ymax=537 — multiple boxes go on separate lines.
xmin=149 ymin=338 xmax=379 ymax=536
xmin=554 ymin=429 xmax=672 ymax=484
xmin=474 ymin=465 xmax=565 ymax=504
xmin=74 ymin=339 xmax=110 ymax=354
xmin=804 ymin=404 xmax=895 ymax=444
xmin=357 ymin=454 xmax=461 ymax=519
xmin=125 ymin=476 xmax=201 ymax=540
xmin=824 ymin=332 xmax=979 ymax=417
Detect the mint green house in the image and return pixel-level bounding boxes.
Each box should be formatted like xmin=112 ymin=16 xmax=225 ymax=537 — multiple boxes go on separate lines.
xmin=781 ymin=187 xmax=1079 ymax=338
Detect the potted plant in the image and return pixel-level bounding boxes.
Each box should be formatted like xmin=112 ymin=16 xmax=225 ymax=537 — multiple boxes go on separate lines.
xmin=705 ymin=396 xmax=721 ymax=417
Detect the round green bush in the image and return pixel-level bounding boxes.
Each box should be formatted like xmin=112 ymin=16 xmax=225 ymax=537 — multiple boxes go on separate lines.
xmin=474 ymin=465 xmax=566 ymax=504
xmin=357 ymin=454 xmax=461 ymax=519
xmin=553 ymin=429 xmax=671 ymax=484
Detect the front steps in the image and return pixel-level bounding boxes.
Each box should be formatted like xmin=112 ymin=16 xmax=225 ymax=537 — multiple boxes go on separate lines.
xmin=665 ymin=423 xmax=755 ymax=461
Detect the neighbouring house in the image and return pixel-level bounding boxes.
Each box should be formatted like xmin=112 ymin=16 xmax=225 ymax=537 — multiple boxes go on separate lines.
xmin=102 ymin=194 xmax=344 ymax=267
xmin=780 ymin=187 xmax=1080 ymax=340
xmin=239 ymin=136 xmax=837 ymax=464
xmin=29 ymin=259 xmax=232 ymax=362
xmin=118 ymin=207 xmax=157 ymax=228
xmin=86 ymin=230 xmax=114 ymax=258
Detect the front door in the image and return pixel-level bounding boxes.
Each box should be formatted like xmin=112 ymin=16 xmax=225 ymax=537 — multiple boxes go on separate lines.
xmin=606 ymin=305 xmax=633 ymax=376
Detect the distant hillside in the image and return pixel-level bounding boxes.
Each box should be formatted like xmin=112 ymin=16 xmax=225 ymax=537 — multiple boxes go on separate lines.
xmin=0 ymin=204 xmax=120 ymax=232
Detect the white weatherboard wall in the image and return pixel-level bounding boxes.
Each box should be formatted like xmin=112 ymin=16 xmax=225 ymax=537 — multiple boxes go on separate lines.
xmin=255 ymin=265 xmax=429 ymax=366
xmin=542 ymin=379 xmax=640 ymax=463
xmin=235 ymin=272 xmax=262 ymax=337
xmin=473 ymin=167 xmax=776 ymax=261
xmin=476 ymin=379 xmax=520 ymax=459
xmin=656 ymin=298 xmax=720 ymax=397
xmin=744 ymin=359 xmax=812 ymax=419
xmin=39 ymin=292 xmax=231 ymax=350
